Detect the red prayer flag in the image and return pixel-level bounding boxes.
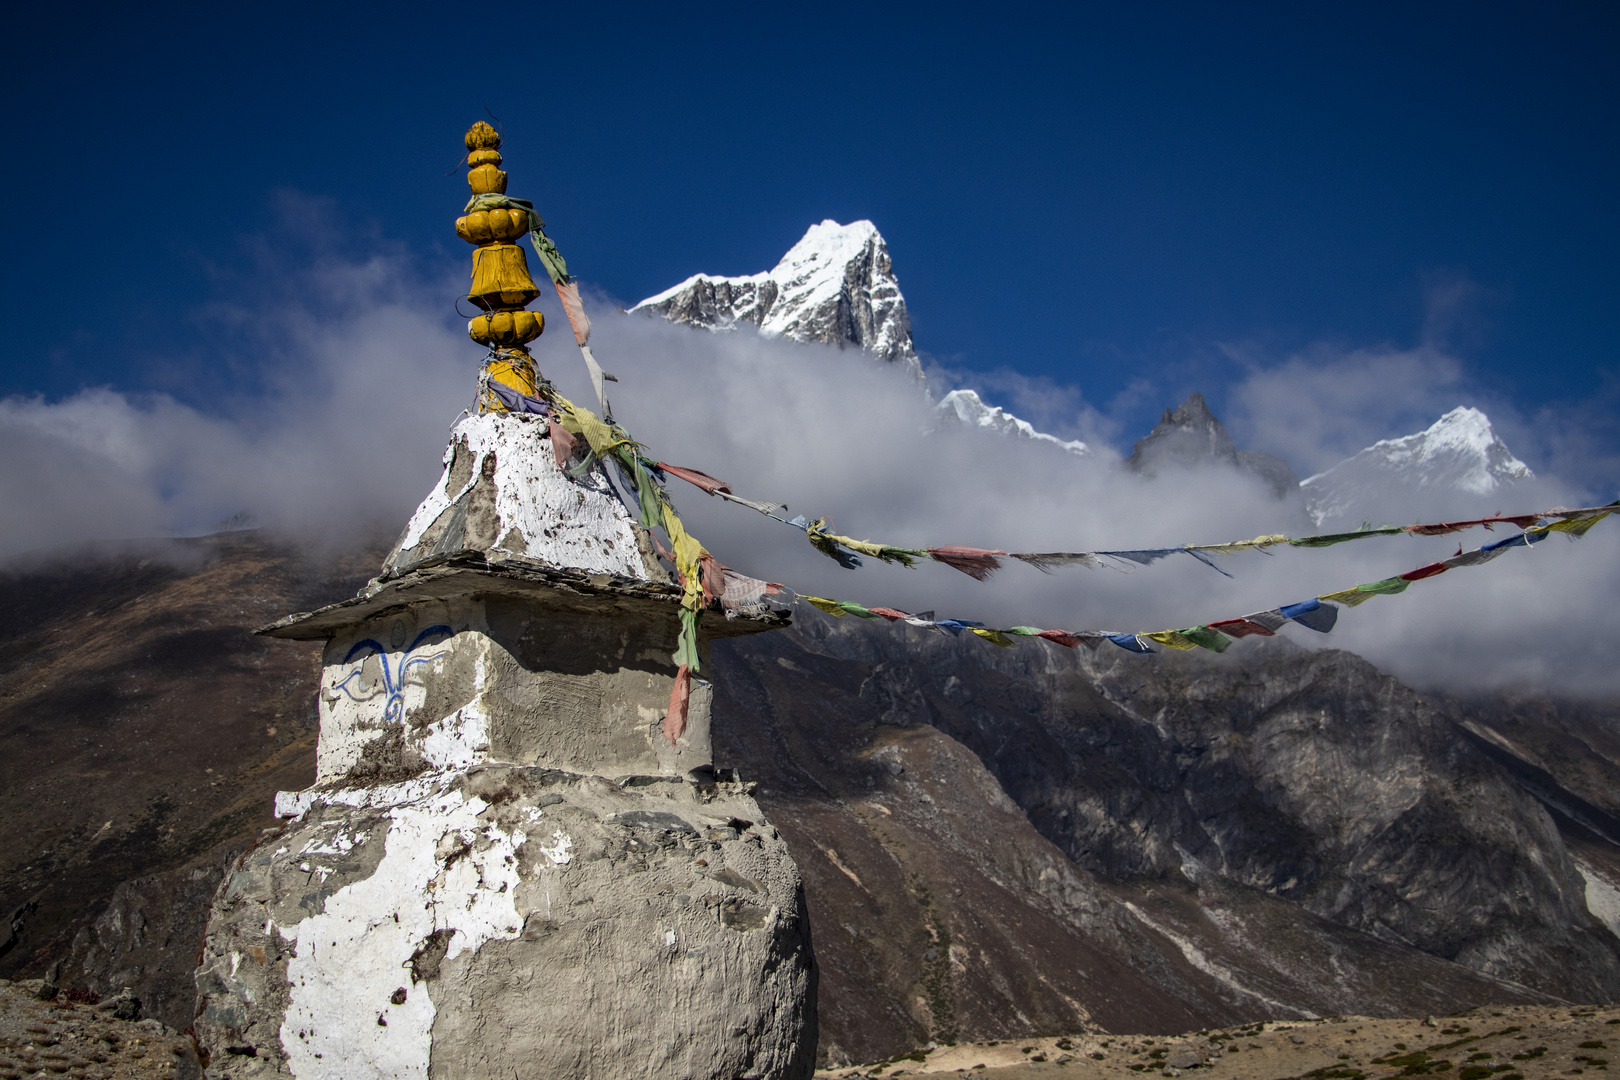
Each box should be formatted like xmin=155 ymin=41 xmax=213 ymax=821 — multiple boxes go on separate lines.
xmin=927 ymin=546 xmax=1008 ymax=581
xmin=869 ymin=607 xmax=911 ymax=621
xmin=1400 ymin=562 xmax=1450 ymax=581
xmin=663 ymin=665 xmax=692 ymax=744
xmin=547 ymin=417 xmax=576 ymax=470
xmin=1036 ymin=630 xmax=1083 ymax=648
xmin=1208 ymin=618 xmax=1277 ymax=638
xmin=657 ymin=463 xmax=733 ymax=497
xmin=698 ymin=553 xmax=729 ymax=606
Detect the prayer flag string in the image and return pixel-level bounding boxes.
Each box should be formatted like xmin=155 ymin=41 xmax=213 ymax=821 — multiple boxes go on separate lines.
xmin=776 ymin=515 xmax=1607 ymax=657
xmin=649 ymin=455 xmax=1616 ymax=581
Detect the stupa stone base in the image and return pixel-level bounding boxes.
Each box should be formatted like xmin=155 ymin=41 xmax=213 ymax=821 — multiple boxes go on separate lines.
xmin=195 ymin=767 xmax=814 ymax=1079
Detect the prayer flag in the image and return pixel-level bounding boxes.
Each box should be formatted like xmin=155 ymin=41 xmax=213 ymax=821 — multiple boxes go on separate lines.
xmin=658 ymin=463 xmax=734 ymax=497
xmin=1208 ymin=617 xmax=1277 ymax=637
xmin=1178 ymin=626 xmax=1234 ymax=652
xmin=663 ymin=665 xmax=691 ymax=744
xmin=927 ymin=546 xmax=1007 ymax=580
xmin=1145 ymin=630 xmax=1200 ymax=651
xmin=1279 ymin=598 xmax=1338 ymax=633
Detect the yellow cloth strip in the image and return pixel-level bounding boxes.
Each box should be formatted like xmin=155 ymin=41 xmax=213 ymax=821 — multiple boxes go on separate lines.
xmin=1317 ymin=588 xmax=1381 ymax=607
xmin=1189 ymin=534 xmax=1290 ymax=554
xmin=1144 ymin=630 xmax=1200 ymax=650
xmin=543 ymin=388 xmax=634 ymax=459
xmin=1537 ymin=510 xmax=1613 ymax=538
xmin=806 ymin=596 xmax=846 ymax=617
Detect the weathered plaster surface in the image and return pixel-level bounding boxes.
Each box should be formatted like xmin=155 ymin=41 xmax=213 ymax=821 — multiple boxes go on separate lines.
xmin=383 ymin=411 xmax=652 ymax=580
xmin=310 ymin=599 xmax=715 ymax=786
xmin=197 ymin=769 xmax=815 ymax=1080
xmin=199 ymin=412 xmax=810 ymax=1078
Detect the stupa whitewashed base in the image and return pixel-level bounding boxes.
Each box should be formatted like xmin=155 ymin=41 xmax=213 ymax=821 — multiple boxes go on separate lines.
xmin=193 ymin=414 xmax=814 ymax=1078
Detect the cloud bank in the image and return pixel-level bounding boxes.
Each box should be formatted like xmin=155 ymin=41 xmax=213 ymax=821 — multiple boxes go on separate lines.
xmin=2 ymin=231 xmax=1616 ymax=696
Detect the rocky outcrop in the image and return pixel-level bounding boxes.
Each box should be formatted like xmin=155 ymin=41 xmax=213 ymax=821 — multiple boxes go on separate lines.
xmin=56 ymin=853 xmax=238 ymax=1032
xmin=1128 ymin=393 xmax=1301 ymax=500
xmin=631 ymin=220 xmax=922 ymax=381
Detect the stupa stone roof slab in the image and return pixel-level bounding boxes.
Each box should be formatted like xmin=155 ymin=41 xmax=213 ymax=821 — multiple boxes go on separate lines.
xmin=257 ymin=550 xmax=788 ymax=641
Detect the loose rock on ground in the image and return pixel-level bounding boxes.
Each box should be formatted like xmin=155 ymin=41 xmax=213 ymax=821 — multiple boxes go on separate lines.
xmin=0 ymin=980 xmax=200 ymax=1080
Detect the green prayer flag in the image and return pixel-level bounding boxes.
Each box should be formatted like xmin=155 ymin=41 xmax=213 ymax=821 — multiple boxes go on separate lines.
xmin=1178 ymin=626 xmax=1233 ymax=653
xmin=1288 ymin=526 xmax=1405 ymax=548
xmin=674 ymin=607 xmax=701 ymax=671
xmin=1354 ymin=576 xmax=1411 ymax=596
xmin=634 ymin=458 xmax=666 ymax=531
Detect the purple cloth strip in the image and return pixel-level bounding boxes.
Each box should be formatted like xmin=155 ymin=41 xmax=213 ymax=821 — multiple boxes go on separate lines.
xmin=487 ymin=380 xmax=553 ymax=416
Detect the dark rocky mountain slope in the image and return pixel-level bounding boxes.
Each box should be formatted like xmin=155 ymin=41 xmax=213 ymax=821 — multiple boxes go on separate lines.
xmin=2 ymin=533 xmax=1618 ymax=1067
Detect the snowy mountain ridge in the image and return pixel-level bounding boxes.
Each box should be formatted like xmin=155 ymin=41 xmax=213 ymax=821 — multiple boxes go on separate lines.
xmin=631 ymin=219 xmax=921 ymax=379
xmin=1301 ymin=406 xmax=1533 ymax=526
xmin=634 ymin=219 xmax=1086 ymax=452
xmin=936 ymin=388 xmax=1088 ymax=455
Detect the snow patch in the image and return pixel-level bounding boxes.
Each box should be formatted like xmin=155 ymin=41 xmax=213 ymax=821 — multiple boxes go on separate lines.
xmin=936 ymin=389 xmax=1087 ymax=456
xmin=1574 ymin=855 xmax=1620 ymax=941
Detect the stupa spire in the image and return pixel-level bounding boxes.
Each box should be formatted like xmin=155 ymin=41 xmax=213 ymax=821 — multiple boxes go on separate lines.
xmin=456 ymin=121 xmax=543 ymax=407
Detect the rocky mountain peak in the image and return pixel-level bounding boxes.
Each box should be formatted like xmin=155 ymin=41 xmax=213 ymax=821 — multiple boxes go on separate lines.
xmin=1302 ymin=406 xmax=1534 ymax=526
xmin=631 ymin=219 xmax=921 ymax=380
xmin=1130 ymin=392 xmax=1236 ymax=466
xmin=1127 ymin=392 xmax=1301 ymax=499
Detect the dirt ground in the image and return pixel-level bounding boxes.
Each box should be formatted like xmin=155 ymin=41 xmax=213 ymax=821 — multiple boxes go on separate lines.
xmin=819 ymin=1005 xmax=1620 ymax=1080
xmin=0 ymin=980 xmax=200 ymax=1080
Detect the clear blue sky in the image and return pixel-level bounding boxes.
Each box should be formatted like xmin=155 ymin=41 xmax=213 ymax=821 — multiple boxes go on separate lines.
xmin=3 ymin=2 xmax=1615 ymax=455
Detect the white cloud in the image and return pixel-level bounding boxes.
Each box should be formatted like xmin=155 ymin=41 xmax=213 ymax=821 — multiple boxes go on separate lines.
xmin=2 ymin=230 xmax=1615 ymax=696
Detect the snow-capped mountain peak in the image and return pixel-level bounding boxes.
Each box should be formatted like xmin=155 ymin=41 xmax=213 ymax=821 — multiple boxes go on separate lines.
xmin=636 ymin=222 xmax=1088 ymax=456
xmin=631 ymin=219 xmax=920 ymax=378
xmin=1301 ymin=406 xmax=1533 ymax=526
xmin=936 ymin=389 xmax=1088 ymax=455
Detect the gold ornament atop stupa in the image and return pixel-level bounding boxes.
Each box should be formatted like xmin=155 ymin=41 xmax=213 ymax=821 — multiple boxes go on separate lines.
xmin=456 ymin=121 xmax=543 ymax=403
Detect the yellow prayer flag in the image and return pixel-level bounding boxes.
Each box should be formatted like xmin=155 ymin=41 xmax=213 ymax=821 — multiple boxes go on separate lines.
xmin=1317 ymin=588 xmax=1379 ymax=607
xmin=1145 ymin=630 xmax=1200 ymax=650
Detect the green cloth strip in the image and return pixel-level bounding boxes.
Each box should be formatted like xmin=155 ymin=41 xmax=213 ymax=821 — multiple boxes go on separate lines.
xmin=1288 ymin=525 xmax=1406 ymax=548
xmin=463 ymin=193 xmax=570 ymax=284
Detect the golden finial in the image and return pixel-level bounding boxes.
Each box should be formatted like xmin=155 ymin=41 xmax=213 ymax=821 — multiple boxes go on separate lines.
xmin=456 ymin=121 xmax=543 ymax=403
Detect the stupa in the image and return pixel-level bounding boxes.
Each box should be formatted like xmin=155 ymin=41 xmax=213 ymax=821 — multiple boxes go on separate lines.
xmin=192 ymin=123 xmax=817 ymax=1079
